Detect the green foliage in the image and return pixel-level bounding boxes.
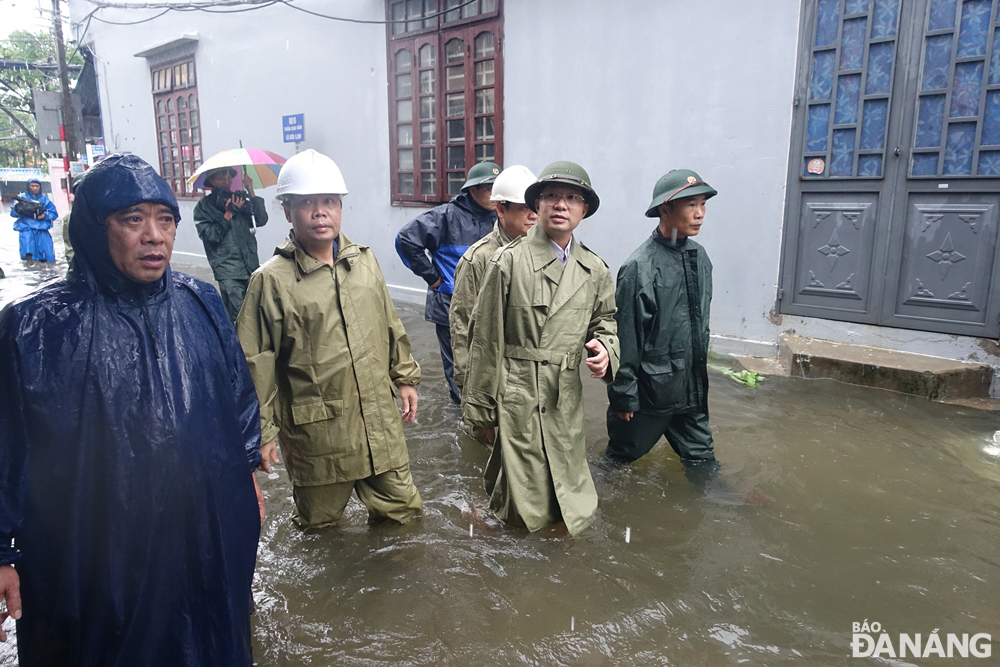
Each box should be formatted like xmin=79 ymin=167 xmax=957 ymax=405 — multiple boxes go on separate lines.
xmin=708 ymin=363 xmax=767 ymax=388
xmin=0 ymin=27 xmax=82 ymax=167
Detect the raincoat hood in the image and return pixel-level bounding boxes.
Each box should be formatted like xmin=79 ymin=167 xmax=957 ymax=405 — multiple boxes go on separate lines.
xmin=23 ymin=178 xmax=44 ymax=199
xmin=68 ymin=153 xmax=181 ymax=295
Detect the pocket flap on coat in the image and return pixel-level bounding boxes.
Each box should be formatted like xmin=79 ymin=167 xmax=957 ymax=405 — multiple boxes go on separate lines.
xmin=640 ymin=356 xmax=686 ymax=375
xmin=291 ymin=398 xmax=344 ymax=425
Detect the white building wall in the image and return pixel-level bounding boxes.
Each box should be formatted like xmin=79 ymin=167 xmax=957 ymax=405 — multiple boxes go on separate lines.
xmin=502 ymin=0 xmax=802 ymax=355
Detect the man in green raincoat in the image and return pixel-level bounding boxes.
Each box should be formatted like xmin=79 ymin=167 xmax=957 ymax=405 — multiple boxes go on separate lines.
xmin=463 ymin=161 xmax=619 ymax=535
xmin=194 ymin=167 xmax=269 ymax=321
xmin=237 ymin=150 xmax=422 ymax=527
xmin=605 ymin=169 xmax=717 ymax=470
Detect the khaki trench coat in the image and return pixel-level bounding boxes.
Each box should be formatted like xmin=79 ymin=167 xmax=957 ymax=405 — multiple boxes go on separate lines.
xmin=463 ymin=225 xmax=619 ymax=534
xmin=237 ymin=232 xmax=420 ymax=487
xmin=450 ymin=221 xmax=511 ymax=394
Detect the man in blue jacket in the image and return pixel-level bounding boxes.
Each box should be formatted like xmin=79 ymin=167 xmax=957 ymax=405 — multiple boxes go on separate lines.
xmin=9 ymin=178 xmax=58 ymax=263
xmin=0 ymin=154 xmax=265 ymax=666
xmin=395 ymin=161 xmax=499 ymax=404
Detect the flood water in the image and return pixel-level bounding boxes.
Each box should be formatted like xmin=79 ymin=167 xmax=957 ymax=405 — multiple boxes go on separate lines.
xmin=1 ymin=220 xmax=999 ymax=665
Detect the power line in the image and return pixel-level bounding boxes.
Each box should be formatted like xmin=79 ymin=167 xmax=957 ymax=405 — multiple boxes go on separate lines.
xmin=80 ymin=0 xmax=482 ymax=24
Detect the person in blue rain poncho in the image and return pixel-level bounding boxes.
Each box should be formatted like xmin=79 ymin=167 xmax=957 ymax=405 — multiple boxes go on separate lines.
xmin=0 ymin=154 xmax=265 ymax=667
xmin=9 ymin=178 xmax=58 ymax=262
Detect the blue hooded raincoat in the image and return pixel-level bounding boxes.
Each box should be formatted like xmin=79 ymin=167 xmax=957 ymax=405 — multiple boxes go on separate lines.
xmin=9 ymin=178 xmax=58 ymax=262
xmin=0 ymin=154 xmax=262 ymax=666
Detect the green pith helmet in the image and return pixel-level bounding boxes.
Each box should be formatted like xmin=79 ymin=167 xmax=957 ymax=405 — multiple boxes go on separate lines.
xmin=524 ymin=160 xmax=600 ymax=218
xmin=645 ymin=169 xmax=717 ymax=217
xmin=461 ymin=161 xmax=501 ymax=191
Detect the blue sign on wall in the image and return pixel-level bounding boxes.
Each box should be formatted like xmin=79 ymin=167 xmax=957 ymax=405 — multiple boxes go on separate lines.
xmin=282 ymin=114 xmax=305 ymax=143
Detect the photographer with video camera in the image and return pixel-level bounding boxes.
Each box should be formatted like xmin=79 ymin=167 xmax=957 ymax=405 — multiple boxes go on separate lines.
xmin=9 ymin=178 xmax=58 ymax=263
xmin=194 ymin=166 xmax=269 ymax=321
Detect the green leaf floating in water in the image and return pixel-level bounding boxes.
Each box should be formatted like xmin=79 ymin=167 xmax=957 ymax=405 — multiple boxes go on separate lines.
xmin=707 ymin=364 xmax=766 ymax=388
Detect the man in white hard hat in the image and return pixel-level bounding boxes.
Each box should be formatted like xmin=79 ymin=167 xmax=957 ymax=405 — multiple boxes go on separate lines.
xmin=236 ymin=149 xmax=423 ymax=527
xmin=450 ymin=165 xmax=538 ymax=416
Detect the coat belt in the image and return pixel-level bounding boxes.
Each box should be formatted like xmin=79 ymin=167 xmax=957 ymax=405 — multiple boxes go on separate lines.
xmin=504 ymin=345 xmax=582 ymax=370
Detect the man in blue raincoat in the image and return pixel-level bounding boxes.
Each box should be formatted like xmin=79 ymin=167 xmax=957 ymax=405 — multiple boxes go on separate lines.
xmin=9 ymin=178 xmax=58 ymax=263
xmin=0 ymin=154 xmax=265 ymax=666
xmin=395 ymin=161 xmax=500 ymax=404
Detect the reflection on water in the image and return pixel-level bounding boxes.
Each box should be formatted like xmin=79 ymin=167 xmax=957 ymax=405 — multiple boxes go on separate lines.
xmin=0 ymin=232 xmax=998 ymax=665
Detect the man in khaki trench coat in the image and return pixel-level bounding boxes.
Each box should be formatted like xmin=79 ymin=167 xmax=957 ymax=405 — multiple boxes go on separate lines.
xmin=462 ymin=161 xmax=619 ymax=535
xmin=237 ymin=150 xmax=423 ymax=527
xmin=451 ymin=165 xmax=538 ymax=399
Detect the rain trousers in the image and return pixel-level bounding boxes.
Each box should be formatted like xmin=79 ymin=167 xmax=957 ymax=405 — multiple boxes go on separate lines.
xmin=605 ymin=231 xmax=714 ymax=463
xmin=450 ymin=221 xmax=511 ymax=395
xmin=395 ymin=191 xmax=496 ymax=404
xmin=9 ymin=178 xmax=58 ymax=262
xmin=237 ymin=232 xmax=421 ymax=488
xmin=0 ymin=154 xmax=262 ymax=667
xmin=193 ymin=189 xmax=269 ymax=321
xmin=463 ymin=225 xmax=619 ymax=535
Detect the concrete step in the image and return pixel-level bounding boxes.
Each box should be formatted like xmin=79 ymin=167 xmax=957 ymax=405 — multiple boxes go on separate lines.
xmin=736 ymin=334 xmax=993 ymax=400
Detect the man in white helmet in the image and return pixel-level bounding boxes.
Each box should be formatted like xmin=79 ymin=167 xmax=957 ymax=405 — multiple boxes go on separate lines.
xmin=450 ymin=165 xmax=538 ymax=409
xmin=236 ymin=149 xmax=423 ymax=527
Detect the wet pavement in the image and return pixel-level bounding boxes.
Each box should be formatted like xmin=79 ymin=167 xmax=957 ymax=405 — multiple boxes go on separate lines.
xmin=1 ymin=223 xmax=999 ymax=665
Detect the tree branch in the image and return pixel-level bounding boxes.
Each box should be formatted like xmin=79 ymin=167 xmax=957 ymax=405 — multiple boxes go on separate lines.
xmin=0 ymin=100 xmax=38 ymax=146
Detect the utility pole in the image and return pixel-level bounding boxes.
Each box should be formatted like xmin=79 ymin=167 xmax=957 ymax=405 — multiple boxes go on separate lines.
xmin=50 ymin=0 xmax=78 ymax=185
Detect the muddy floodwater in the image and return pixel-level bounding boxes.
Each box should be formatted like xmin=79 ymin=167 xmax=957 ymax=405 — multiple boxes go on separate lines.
xmin=1 ymin=221 xmax=999 ymax=665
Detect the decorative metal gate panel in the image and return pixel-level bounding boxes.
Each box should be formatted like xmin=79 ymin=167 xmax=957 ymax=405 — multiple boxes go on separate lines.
xmin=781 ymin=0 xmax=1000 ymax=337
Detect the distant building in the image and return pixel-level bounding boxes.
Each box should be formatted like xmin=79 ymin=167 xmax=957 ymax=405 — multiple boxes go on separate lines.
xmin=66 ymin=0 xmax=1000 ymax=389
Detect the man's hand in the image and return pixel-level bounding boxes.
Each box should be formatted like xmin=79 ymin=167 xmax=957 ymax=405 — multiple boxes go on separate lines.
xmin=429 ymin=277 xmax=444 ymax=291
xmin=616 ymin=412 xmax=634 ymax=422
xmin=35 ymin=212 xmax=45 ymax=220
xmin=252 ymin=473 xmax=266 ymax=523
xmin=244 ymin=179 xmax=256 ymax=198
xmin=0 ymin=565 xmax=21 ymax=642
xmin=399 ymin=384 xmax=419 ymax=423
xmin=584 ymin=340 xmax=609 ymax=379
xmin=259 ymin=439 xmax=279 ymax=473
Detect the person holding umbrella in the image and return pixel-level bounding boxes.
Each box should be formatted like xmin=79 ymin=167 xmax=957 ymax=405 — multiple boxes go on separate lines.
xmin=193 ymin=166 xmax=269 ymax=321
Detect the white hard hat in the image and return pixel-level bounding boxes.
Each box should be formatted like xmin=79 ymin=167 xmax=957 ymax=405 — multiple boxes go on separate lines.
xmin=489 ymin=165 xmax=536 ymax=204
xmin=276 ymin=149 xmax=348 ymax=199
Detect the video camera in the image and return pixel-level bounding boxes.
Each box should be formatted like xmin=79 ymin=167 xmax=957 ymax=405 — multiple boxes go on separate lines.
xmin=13 ymin=196 xmax=45 ymax=219
xmin=218 ymin=189 xmax=251 ymax=215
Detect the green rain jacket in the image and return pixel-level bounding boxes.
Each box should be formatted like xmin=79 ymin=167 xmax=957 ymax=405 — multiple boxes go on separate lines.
xmin=450 ymin=221 xmax=512 ymax=394
xmin=463 ymin=225 xmax=619 ymax=535
xmin=607 ymin=230 xmax=712 ymax=415
xmin=237 ymin=232 xmax=420 ymax=487
xmin=194 ymin=190 xmax=269 ymax=282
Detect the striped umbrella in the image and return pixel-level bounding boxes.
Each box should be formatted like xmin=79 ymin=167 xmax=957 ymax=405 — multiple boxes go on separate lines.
xmin=187 ymin=148 xmax=287 ymax=191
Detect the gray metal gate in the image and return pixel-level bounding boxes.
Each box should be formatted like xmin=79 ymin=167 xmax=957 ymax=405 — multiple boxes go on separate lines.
xmin=780 ymin=0 xmax=1000 ymax=338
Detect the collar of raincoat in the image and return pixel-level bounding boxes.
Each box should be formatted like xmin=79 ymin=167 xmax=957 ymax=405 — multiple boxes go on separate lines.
xmin=525 ymin=223 xmax=586 ymax=271
xmin=68 ymin=153 xmax=181 ymax=296
xmin=280 ymin=231 xmax=363 ymax=280
xmin=652 ymin=226 xmax=690 ymax=250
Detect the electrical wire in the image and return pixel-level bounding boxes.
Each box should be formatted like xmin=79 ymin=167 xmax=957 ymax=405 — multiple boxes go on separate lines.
xmin=279 ymin=0 xmax=480 ymax=24
xmin=90 ymin=8 xmax=171 ymax=25
xmin=80 ymin=0 xmax=482 ymax=24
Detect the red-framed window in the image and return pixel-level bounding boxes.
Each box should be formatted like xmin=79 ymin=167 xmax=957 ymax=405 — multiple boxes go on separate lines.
xmin=386 ymin=0 xmax=503 ymax=205
xmin=151 ymin=58 xmax=203 ymax=199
